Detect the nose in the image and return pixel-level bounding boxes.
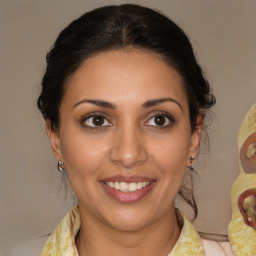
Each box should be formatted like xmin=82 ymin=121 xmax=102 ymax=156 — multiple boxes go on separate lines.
xmin=109 ymin=125 xmax=148 ymax=169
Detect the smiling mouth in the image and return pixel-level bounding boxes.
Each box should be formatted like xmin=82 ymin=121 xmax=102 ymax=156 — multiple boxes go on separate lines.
xmin=103 ymin=181 xmax=151 ymax=192
xmin=101 ymin=176 xmax=156 ymax=203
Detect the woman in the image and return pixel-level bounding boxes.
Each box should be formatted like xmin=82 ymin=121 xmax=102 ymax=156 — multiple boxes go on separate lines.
xmin=37 ymin=4 xmax=225 ymax=255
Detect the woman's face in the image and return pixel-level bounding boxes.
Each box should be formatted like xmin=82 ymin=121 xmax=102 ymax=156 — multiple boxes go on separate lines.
xmin=48 ymin=50 xmax=201 ymax=231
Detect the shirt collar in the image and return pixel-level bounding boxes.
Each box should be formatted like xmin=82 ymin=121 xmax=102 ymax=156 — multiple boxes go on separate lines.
xmin=41 ymin=206 xmax=205 ymax=256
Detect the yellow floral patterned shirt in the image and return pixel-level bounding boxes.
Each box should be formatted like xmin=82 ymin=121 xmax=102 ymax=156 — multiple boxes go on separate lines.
xmin=41 ymin=206 xmax=205 ymax=256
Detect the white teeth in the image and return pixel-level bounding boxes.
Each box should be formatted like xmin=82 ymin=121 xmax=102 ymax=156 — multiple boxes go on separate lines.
xmin=114 ymin=182 xmax=120 ymax=190
xmin=128 ymin=183 xmax=137 ymax=192
xmin=120 ymin=182 xmax=129 ymax=192
xmin=137 ymin=182 xmax=142 ymax=189
xmin=105 ymin=181 xmax=151 ymax=192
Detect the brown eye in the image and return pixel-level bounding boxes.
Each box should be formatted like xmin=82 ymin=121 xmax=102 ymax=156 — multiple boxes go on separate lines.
xmin=154 ymin=116 xmax=166 ymax=126
xmin=83 ymin=115 xmax=111 ymax=128
xmin=92 ymin=116 xmax=105 ymax=126
xmin=145 ymin=114 xmax=174 ymax=127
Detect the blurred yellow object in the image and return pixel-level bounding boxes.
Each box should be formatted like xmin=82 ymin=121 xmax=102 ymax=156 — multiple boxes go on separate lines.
xmin=237 ymin=105 xmax=256 ymax=152
xmin=228 ymin=104 xmax=256 ymax=255
xmin=40 ymin=206 xmax=205 ymax=256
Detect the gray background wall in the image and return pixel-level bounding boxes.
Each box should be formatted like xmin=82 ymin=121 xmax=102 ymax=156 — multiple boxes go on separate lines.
xmin=1 ymin=0 xmax=256 ymax=254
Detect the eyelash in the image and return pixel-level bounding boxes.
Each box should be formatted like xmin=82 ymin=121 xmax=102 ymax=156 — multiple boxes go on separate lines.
xmin=145 ymin=112 xmax=175 ymax=128
xmin=81 ymin=112 xmax=112 ymax=129
xmin=81 ymin=112 xmax=175 ymax=129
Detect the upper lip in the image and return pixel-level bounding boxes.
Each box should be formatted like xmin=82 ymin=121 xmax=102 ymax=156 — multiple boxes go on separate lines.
xmin=100 ymin=175 xmax=156 ymax=183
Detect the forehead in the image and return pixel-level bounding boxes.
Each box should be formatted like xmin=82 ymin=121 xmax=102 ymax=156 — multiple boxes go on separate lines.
xmin=62 ymin=49 xmax=188 ymax=109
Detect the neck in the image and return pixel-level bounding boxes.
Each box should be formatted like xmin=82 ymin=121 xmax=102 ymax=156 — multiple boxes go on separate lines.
xmin=76 ymin=207 xmax=181 ymax=256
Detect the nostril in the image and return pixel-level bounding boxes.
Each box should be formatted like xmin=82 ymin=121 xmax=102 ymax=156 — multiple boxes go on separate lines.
xmin=109 ymin=132 xmax=148 ymax=168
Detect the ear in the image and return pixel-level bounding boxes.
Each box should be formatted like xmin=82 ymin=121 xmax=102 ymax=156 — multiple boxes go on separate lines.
xmin=187 ymin=115 xmax=203 ymax=166
xmin=46 ymin=120 xmax=63 ymax=160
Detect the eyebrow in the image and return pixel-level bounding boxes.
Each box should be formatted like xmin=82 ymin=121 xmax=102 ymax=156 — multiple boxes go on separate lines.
xmin=142 ymin=98 xmax=183 ymax=112
xmin=73 ymin=97 xmax=183 ymax=112
xmin=73 ymin=99 xmax=116 ymax=109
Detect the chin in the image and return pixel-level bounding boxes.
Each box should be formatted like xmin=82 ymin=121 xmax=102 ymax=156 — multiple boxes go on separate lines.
xmin=102 ymin=207 xmax=156 ymax=232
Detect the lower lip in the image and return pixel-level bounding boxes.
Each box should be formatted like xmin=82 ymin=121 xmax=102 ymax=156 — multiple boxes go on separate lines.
xmin=101 ymin=182 xmax=155 ymax=203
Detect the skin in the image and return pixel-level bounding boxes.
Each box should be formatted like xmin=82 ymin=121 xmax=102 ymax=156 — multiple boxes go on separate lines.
xmin=47 ymin=49 xmax=202 ymax=256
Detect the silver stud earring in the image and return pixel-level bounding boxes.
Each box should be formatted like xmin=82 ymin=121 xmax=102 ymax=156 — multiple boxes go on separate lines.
xmin=187 ymin=155 xmax=196 ymax=171
xmin=190 ymin=155 xmax=196 ymax=162
xmin=57 ymin=160 xmax=65 ymax=173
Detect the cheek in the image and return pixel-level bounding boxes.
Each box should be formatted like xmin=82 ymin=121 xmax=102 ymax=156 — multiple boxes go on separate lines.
xmin=60 ymin=133 xmax=112 ymax=204
xmin=148 ymin=140 xmax=188 ymax=211
xmin=152 ymin=130 xmax=191 ymax=162
xmin=149 ymin=135 xmax=189 ymax=179
xmin=60 ymin=130 xmax=110 ymax=178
